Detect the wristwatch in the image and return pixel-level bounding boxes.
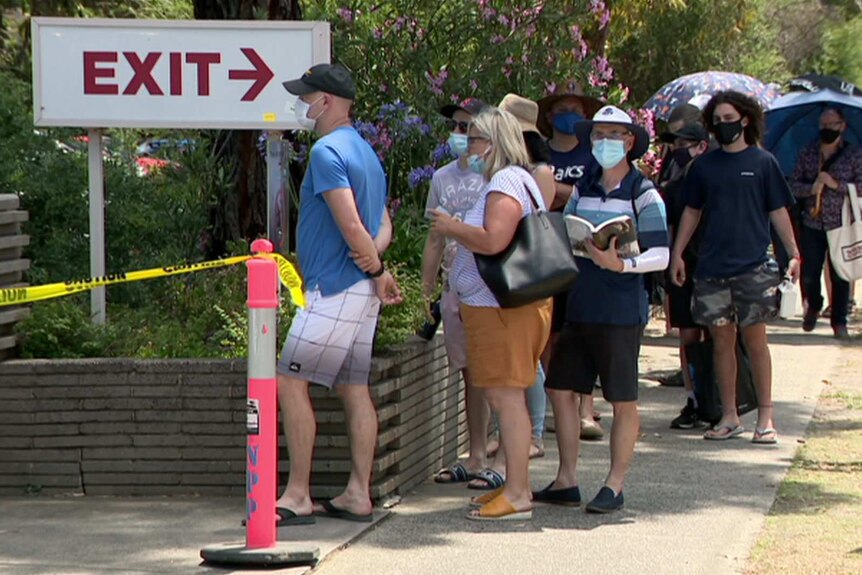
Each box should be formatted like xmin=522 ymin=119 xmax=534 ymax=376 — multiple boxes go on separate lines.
xmin=368 ymin=263 xmax=385 ymax=278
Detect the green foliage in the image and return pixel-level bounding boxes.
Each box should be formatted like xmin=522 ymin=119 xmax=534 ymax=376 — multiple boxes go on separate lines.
xmin=17 ymin=297 xmax=113 ymax=358
xmin=609 ymin=0 xmax=790 ymax=104
xmin=302 ymin=1 xmax=611 ymax=120
xmin=374 ymin=264 xmax=425 ymax=350
xmin=818 ymin=15 xmax=862 ymax=87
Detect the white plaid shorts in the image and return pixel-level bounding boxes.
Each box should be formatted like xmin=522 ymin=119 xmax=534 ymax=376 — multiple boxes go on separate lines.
xmin=277 ymin=279 xmax=380 ymax=388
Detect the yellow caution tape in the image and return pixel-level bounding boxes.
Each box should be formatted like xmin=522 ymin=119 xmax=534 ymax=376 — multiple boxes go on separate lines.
xmin=0 ymin=253 xmax=305 ymax=308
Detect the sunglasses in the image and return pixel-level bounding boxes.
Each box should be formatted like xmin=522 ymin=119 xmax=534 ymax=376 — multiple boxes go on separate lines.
xmin=444 ymin=119 xmax=470 ymax=133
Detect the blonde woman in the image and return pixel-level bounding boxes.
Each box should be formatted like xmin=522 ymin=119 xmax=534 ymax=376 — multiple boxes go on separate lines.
xmin=431 ymin=107 xmax=552 ymax=521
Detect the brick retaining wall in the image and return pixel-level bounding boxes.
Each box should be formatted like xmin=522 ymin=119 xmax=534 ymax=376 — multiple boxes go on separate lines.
xmin=0 ymin=335 xmax=466 ymax=499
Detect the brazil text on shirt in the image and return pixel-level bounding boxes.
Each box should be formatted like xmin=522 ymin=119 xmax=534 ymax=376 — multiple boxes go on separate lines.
xmin=563 ymin=169 xmax=669 ymax=325
xmin=296 ymin=126 xmax=387 ymax=296
xmin=682 ymin=146 xmax=794 ymax=280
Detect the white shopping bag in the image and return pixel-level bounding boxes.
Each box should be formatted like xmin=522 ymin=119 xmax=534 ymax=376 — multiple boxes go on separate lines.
xmin=827 ymin=183 xmax=862 ymax=282
xmin=778 ymin=276 xmax=799 ymax=319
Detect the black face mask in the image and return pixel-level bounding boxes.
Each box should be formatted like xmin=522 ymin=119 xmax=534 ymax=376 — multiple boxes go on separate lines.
xmin=819 ymin=128 xmax=841 ymax=144
xmin=714 ymin=120 xmax=744 ymax=146
xmin=672 ymin=147 xmax=694 ymax=168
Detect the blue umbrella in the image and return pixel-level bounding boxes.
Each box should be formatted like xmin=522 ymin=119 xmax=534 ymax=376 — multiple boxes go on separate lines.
xmin=643 ymin=71 xmax=780 ymax=121
xmin=765 ymin=89 xmax=862 ymax=176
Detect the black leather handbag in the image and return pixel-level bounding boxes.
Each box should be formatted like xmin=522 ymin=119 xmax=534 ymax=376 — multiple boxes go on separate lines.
xmin=474 ymin=181 xmax=579 ymax=308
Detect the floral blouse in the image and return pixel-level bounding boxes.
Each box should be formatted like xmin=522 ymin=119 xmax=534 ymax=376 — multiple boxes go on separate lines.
xmin=789 ymin=141 xmax=862 ymax=231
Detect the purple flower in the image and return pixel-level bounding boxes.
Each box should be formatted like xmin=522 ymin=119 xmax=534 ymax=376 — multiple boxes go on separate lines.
xmin=336 ymin=7 xmax=354 ymax=23
xmin=469 ymin=79 xmax=479 ymax=92
xmin=491 ymin=34 xmax=505 ymax=44
xmin=408 ymin=165 xmax=436 ymax=189
xmin=545 ymin=81 xmax=557 ymax=95
xmin=295 ymin=143 xmax=309 ymax=164
xmin=600 ymin=9 xmax=611 ymax=29
xmin=425 ymin=69 xmax=449 ymax=97
xmin=590 ymin=0 xmax=606 ymax=14
xmin=373 ymin=28 xmax=383 ymax=40
xmin=433 ymin=142 xmax=451 ymax=164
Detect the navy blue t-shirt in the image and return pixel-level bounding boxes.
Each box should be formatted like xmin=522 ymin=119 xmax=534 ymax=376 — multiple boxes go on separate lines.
xmin=549 ymin=142 xmax=596 ymax=193
xmin=683 ymin=146 xmax=794 ymax=279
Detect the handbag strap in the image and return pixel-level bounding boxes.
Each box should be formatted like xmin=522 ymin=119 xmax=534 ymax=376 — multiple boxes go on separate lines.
xmin=517 ymin=167 xmax=545 ymax=213
xmin=848 ymin=183 xmax=861 ymax=223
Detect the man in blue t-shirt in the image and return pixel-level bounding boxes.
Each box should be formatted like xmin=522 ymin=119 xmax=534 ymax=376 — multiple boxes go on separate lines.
xmin=544 ymin=106 xmax=669 ymax=514
xmin=276 ymin=64 xmax=402 ymax=525
xmin=671 ymin=90 xmax=801 ymax=445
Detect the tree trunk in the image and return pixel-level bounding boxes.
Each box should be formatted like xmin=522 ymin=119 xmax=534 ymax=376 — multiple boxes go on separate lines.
xmin=192 ymin=0 xmax=302 ymax=256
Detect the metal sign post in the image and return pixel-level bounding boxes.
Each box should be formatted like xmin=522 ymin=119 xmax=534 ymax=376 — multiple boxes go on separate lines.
xmin=265 ymin=132 xmax=285 ymax=253
xmin=87 ymin=129 xmax=106 ymax=324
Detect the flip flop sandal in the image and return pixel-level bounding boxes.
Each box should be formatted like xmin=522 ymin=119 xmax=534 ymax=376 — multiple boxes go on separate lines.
xmin=434 ymin=462 xmax=476 ymax=484
xmin=467 ymin=468 xmax=505 ymax=491
xmin=469 ymin=486 xmax=505 ymax=509
xmin=752 ymin=427 xmax=779 ymax=444
xmin=240 ymin=507 xmax=315 ymax=526
xmin=313 ymin=499 xmax=373 ymax=523
xmin=529 ymin=444 xmax=545 ymax=459
xmin=703 ymin=424 xmax=744 ymax=441
xmin=466 ymin=493 xmax=533 ymax=521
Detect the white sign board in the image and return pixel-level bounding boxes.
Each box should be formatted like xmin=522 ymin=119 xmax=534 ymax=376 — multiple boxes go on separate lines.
xmin=32 ymin=18 xmax=330 ymax=130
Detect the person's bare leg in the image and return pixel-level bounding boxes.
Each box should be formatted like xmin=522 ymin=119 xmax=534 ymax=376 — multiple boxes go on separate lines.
xmin=706 ymin=324 xmax=741 ymax=432
xmin=464 ymin=368 xmax=489 ymax=471
xmin=326 ymin=384 xmax=376 ymax=516
xmin=547 ymin=389 xmax=581 ymax=489
xmin=605 ymin=401 xmax=639 ymax=494
xmin=484 ymin=387 xmax=531 ymax=510
xmin=275 ymin=374 xmax=316 ymax=516
xmin=740 ymin=322 xmax=775 ymax=432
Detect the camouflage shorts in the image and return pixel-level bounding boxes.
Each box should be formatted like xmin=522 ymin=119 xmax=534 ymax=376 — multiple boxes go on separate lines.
xmin=692 ymin=261 xmax=781 ymax=327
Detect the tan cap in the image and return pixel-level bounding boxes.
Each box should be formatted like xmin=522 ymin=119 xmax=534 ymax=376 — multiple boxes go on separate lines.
xmin=498 ymin=93 xmax=540 ymax=133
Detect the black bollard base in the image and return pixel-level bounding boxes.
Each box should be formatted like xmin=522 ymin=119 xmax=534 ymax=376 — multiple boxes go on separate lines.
xmin=200 ymin=542 xmax=320 ymax=567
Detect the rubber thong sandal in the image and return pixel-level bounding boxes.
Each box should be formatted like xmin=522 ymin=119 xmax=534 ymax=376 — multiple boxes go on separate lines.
xmin=703 ymin=424 xmax=744 ymax=441
xmin=752 ymin=427 xmax=779 ymax=444
xmin=469 ymin=486 xmax=505 ymax=509
xmin=434 ymin=462 xmax=477 ymax=484
xmin=467 ymin=468 xmax=505 ymax=491
xmin=466 ymin=494 xmax=532 ymax=522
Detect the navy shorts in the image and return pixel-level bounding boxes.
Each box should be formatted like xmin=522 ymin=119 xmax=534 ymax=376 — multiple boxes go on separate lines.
xmin=545 ymin=323 xmax=642 ymax=403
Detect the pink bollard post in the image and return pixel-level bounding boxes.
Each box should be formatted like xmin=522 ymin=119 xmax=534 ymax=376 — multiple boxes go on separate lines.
xmin=199 ymin=241 xmax=318 ymax=566
xmin=245 ymin=238 xmax=279 ymax=548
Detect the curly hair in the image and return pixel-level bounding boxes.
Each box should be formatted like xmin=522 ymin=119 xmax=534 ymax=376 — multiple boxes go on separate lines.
xmin=702 ymin=90 xmax=764 ymax=146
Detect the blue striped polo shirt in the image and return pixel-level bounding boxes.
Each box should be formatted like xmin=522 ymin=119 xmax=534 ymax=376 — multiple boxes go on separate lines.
xmin=563 ymin=168 xmax=668 ymax=325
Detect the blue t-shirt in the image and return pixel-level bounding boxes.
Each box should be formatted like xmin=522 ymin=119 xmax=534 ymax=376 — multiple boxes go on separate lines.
xmin=683 ymin=146 xmax=794 ymax=279
xmin=296 ymin=126 xmax=387 ymax=296
xmin=563 ymin=169 xmax=669 ymax=326
xmin=549 ymin=142 xmax=597 ymax=197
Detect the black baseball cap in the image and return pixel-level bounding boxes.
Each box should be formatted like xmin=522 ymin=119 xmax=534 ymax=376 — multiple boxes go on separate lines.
xmin=282 ymin=63 xmax=356 ymax=100
xmin=440 ymin=97 xmax=487 ymax=118
xmin=660 ymin=122 xmax=709 ymax=144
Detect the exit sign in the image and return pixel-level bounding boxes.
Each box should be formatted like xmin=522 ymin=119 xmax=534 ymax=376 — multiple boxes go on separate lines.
xmin=32 ymin=18 xmax=331 ymax=130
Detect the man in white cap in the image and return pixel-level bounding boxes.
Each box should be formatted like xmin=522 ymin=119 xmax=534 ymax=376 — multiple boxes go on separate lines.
xmin=542 ymin=105 xmax=669 ymax=513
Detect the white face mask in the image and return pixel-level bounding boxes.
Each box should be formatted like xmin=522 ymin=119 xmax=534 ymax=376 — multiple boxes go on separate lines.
xmin=293 ymin=96 xmax=324 ymax=130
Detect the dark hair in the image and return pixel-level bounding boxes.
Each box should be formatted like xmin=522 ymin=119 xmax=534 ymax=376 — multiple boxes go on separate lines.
xmin=703 ymin=90 xmax=764 ymax=145
xmin=822 ymin=106 xmax=846 ymax=121
xmin=668 ymin=103 xmax=702 ymax=125
xmin=522 ymin=131 xmax=552 ymax=165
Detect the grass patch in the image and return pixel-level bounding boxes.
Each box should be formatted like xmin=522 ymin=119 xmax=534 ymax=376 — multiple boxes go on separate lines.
xmin=746 ymin=355 xmax=862 ymax=575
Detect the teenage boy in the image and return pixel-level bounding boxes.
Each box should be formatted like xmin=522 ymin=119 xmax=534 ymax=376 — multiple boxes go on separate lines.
xmin=543 ymin=106 xmax=669 ymax=513
xmin=671 ymin=91 xmax=801 ymax=445
xmin=661 ymin=123 xmax=711 ymax=429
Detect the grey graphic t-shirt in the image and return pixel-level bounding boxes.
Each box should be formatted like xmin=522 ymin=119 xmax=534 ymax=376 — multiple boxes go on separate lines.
xmin=424 ymin=160 xmax=485 ymax=273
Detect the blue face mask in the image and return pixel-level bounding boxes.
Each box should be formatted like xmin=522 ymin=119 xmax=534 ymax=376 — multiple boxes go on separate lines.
xmin=592 ymin=139 xmax=628 ymax=169
xmin=467 ymin=153 xmax=486 ymax=175
xmin=447 ymin=133 xmax=468 ymax=156
xmin=553 ymin=112 xmax=584 ymax=135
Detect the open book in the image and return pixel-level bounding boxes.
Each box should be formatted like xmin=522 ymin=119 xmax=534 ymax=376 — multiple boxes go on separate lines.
xmin=564 ymin=214 xmax=640 ymax=259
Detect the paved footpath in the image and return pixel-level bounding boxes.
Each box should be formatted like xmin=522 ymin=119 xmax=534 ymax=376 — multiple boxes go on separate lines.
xmin=0 ymin=321 xmax=851 ymax=575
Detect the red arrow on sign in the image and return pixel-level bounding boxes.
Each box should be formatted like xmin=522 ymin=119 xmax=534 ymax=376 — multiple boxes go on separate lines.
xmin=228 ymin=48 xmax=274 ymax=102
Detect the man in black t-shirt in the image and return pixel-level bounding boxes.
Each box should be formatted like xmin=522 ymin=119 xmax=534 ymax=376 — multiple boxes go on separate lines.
xmin=670 ymin=91 xmax=801 ymax=445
